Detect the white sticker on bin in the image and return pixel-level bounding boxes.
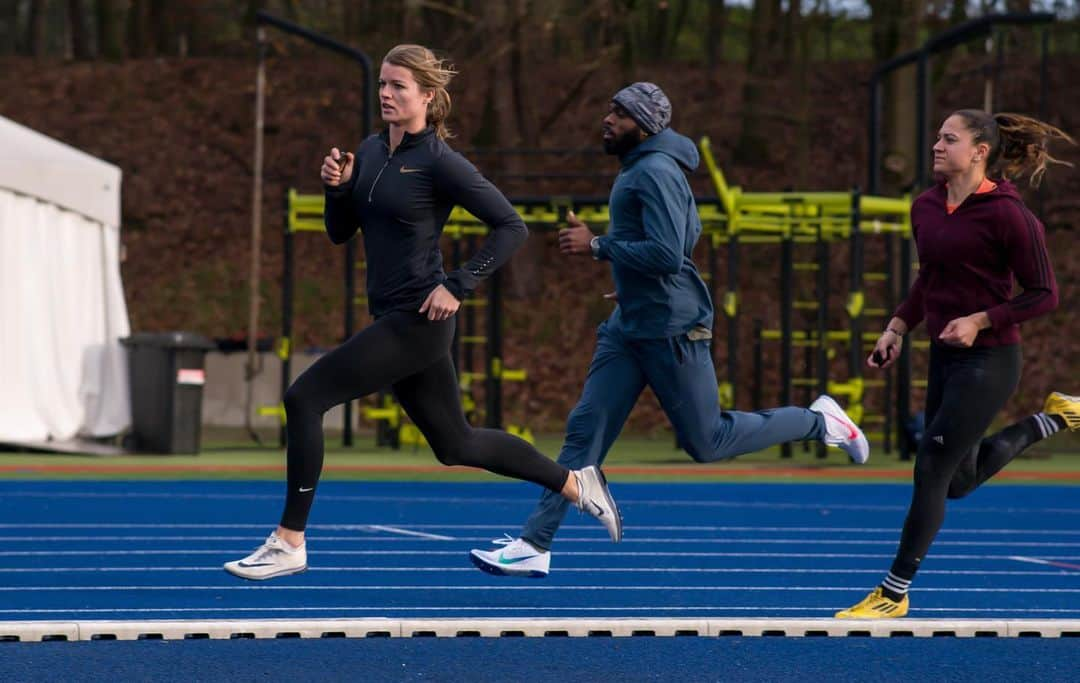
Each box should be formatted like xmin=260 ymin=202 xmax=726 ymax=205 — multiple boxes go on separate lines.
xmin=176 ymin=368 xmax=205 ymax=385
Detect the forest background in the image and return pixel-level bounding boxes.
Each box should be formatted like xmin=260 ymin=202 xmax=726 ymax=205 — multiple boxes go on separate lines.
xmin=2 ymin=0 xmax=1077 ymax=433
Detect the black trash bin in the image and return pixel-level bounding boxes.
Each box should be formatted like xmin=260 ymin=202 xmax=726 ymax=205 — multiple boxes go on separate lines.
xmin=121 ymin=332 xmax=216 ymax=454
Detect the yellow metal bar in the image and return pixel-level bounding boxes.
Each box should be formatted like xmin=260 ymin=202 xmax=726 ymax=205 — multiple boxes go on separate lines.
xmin=718 ymin=382 xmax=734 ymax=409
xmin=257 ymin=404 xmax=286 ymax=425
xmin=697 ymin=136 xmax=736 ymax=217
xmin=722 ymin=291 xmax=737 ymax=318
xmin=846 ymin=291 xmax=864 ymax=318
xmin=859 ymin=194 xmax=911 ymax=216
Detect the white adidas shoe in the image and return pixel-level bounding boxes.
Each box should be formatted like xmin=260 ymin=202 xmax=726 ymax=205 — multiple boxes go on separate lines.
xmin=224 ymin=532 xmax=307 ymax=580
xmin=470 ymin=535 xmax=551 ymax=578
xmin=810 ymin=394 xmax=870 ymax=465
xmin=574 ymin=465 xmax=622 ymax=542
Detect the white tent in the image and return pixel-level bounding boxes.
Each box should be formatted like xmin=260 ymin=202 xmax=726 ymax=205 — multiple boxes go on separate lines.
xmin=0 ymin=114 xmax=131 ymax=442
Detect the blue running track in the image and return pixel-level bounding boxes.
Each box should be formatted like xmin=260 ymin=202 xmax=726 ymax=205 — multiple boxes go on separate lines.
xmin=0 ymin=480 xmax=1077 ymax=681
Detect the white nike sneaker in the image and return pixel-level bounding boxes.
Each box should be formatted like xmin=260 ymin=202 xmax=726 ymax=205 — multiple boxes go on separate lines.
xmin=470 ymin=535 xmax=551 ymax=578
xmin=574 ymin=465 xmax=622 ymax=542
xmin=810 ymin=394 xmax=870 ymax=465
xmin=224 ymin=532 xmax=307 ymax=580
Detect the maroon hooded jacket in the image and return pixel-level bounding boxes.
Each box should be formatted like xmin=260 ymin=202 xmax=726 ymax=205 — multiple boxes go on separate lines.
xmin=894 ymin=178 xmax=1059 ymax=347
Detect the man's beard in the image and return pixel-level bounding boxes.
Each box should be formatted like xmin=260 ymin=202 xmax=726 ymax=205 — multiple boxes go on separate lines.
xmin=603 ymin=128 xmax=642 ymax=156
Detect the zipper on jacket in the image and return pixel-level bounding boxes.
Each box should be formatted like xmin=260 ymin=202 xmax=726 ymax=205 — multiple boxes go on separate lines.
xmin=368 ymin=143 xmax=393 ymax=203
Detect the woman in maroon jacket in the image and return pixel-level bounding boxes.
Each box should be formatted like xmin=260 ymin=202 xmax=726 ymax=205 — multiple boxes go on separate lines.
xmin=837 ymin=110 xmax=1078 ymax=618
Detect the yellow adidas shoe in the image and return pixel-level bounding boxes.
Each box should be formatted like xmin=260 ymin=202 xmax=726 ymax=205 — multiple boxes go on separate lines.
xmin=1044 ymin=392 xmax=1080 ymax=432
xmin=835 ymin=587 xmax=909 ymax=619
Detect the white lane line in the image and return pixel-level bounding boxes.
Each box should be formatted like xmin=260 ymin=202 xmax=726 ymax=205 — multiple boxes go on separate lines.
xmin=1009 ymin=555 xmax=1080 ymax=572
xmin=0 ymin=566 xmax=1072 ymax=576
xmin=2 ymin=585 xmax=1078 ymax=593
xmin=3 ymin=491 xmax=1078 ymax=515
xmin=373 ymin=524 xmax=1080 ymax=536
xmin=2 ymin=523 xmax=1078 ymax=536
xmin=4 ymin=535 xmax=1078 ymax=548
xmin=365 ymin=525 xmax=454 ymax=541
xmin=0 ymin=550 xmax=1076 ymax=560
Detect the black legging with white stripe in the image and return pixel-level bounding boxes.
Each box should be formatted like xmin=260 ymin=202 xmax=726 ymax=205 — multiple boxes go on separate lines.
xmin=888 ymin=343 xmax=1041 ymax=583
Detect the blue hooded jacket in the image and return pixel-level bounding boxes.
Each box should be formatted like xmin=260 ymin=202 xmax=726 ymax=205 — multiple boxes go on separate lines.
xmin=593 ymin=128 xmax=713 ymax=339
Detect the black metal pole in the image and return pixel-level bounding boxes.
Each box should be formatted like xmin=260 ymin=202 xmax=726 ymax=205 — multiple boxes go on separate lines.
xmin=254 ymin=10 xmax=374 ymax=447
xmin=485 ymin=271 xmax=503 ymax=429
xmin=464 ymin=234 xmax=477 ymax=396
xmin=1038 ymin=26 xmax=1049 ymax=218
xmin=897 ymin=231 xmax=913 ymax=461
xmin=884 ymin=232 xmax=896 ymax=454
xmin=915 ymin=52 xmax=929 ymax=193
xmin=753 ymin=318 xmax=763 ymax=411
xmin=280 ymin=204 xmax=293 ymax=449
xmin=726 ymin=233 xmax=740 ymax=408
xmin=868 ymin=79 xmax=882 ymax=196
xmin=780 ymin=233 xmax=793 ymax=459
xmin=343 ymin=250 xmax=355 ymax=446
xmin=849 ymin=188 xmax=863 ymax=387
xmin=816 ymin=220 xmax=829 ymax=459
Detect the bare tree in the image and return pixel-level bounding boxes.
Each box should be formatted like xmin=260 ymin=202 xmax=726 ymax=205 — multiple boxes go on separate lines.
xmin=96 ymin=0 xmax=128 ymax=60
xmin=127 ymin=0 xmax=154 ymax=57
xmin=0 ymin=1 xmax=17 ymax=55
xmin=67 ymin=0 xmax=92 ymax=58
xmin=870 ymin=0 xmax=927 ymax=192
xmin=705 ymin=0 xmax=727 ymax=67
xmin=151 ymin=0 xmax=181 ymax=56
xmin=509 ymin=0 xmax=534 ymax=143
xmin=28 ymin=0 xmax=50 ymax=57
xmin=735 ymin=0 xmax=782 ymax=163
xmin=789 ymin=0 xmax=812 ymax=188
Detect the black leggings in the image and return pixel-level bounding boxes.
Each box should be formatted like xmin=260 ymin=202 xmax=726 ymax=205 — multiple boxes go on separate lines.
xmin=891 ymin=343 xmax=1028 ymax=579
xmin=279 ymin=310 xmax=569 ymax=531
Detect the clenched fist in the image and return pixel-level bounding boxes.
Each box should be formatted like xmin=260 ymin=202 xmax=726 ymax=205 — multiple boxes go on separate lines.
xmin=321 ymin=147 xmax=355 ymax=186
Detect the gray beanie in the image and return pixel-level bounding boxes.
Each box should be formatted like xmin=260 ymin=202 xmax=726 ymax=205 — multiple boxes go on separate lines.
xmin=612 ymin=82 xmax=671 ymax=135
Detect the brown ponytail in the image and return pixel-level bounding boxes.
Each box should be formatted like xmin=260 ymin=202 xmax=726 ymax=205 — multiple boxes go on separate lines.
xmin=953 ymin=109 xmax=1075 ymax=187
xmin=382 ymin=44 xmax=457 ymax=140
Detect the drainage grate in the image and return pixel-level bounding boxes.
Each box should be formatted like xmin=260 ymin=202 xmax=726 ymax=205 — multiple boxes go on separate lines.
xmin=0 ymin=618 xmax=1076 ymax=641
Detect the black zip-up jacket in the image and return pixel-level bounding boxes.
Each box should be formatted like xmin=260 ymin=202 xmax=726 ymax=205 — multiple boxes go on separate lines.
xmin=324 ymin=126 xmax=527 ymax=318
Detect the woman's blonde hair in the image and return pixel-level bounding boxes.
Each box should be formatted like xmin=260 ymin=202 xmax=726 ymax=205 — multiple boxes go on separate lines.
xmin=383 ymin=44 xmax=457 ymax=140
xmin=952 ymin=109 xmax=1075 ymax=187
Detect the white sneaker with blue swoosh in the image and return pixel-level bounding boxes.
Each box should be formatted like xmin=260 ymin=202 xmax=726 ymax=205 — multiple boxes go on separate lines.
xmin=224 ymin=532 xmax=307 ymax=580
xmin=470 ymin=535 xmax=550 ymax=578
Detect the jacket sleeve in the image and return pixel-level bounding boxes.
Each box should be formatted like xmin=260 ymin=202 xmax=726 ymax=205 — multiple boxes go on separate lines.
xmin=435 ymin=151 xmax=527 ymax=301
xmin=891 ymin=214 xmax=927 ymax=331
xmin=594 ymin=160 xmax=686 ymax=276
xmin=323 ymin=144 xmax=363 ymax=244
xmin=984 ymin=199 xmax=1059 ymax=329
xmin=893 ymin=266 xmax=927 ymax=332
